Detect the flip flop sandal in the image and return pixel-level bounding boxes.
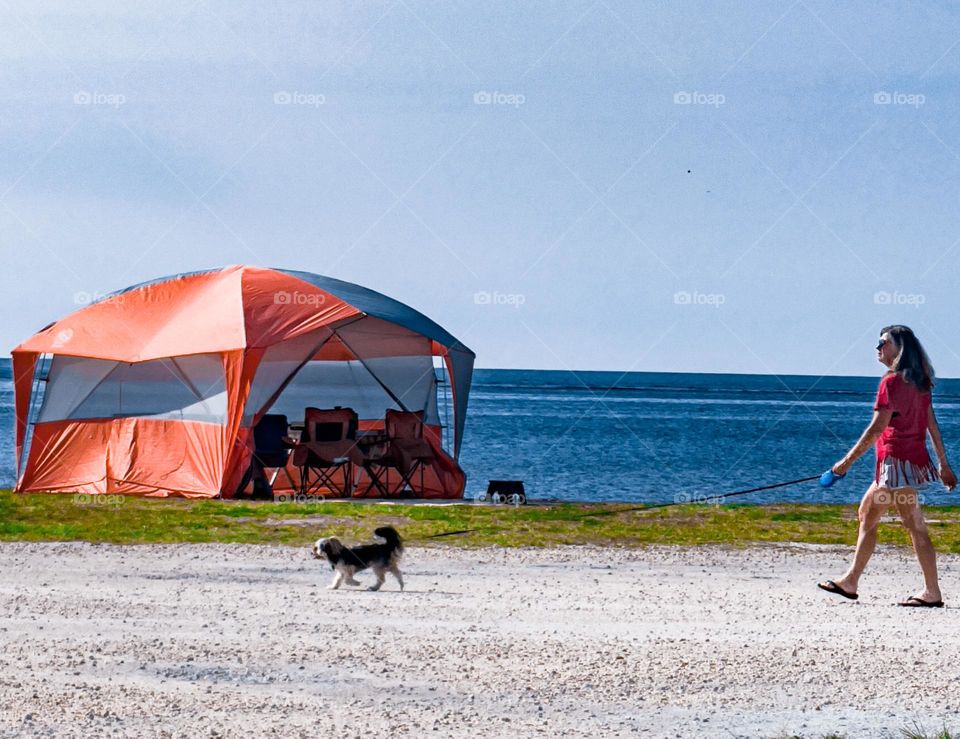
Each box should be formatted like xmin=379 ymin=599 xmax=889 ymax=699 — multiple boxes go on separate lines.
xmin=817 ymin=580 xmax=859 ymax=600
xmin=898 ymin=596 xmax=944 ymax=608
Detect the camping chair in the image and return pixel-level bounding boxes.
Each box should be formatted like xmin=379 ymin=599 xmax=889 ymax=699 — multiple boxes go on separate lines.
xmin=379 ymin=409 xmax=434 ymax=497
xmin=292 ymin=407 xmax=360 ymax=497
xmin=237 ymin=414 xmax=296 ymax=499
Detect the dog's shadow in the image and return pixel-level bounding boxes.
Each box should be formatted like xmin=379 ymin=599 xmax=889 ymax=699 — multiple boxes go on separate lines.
xmin=330 ymin=587 xmax=461 ymax=595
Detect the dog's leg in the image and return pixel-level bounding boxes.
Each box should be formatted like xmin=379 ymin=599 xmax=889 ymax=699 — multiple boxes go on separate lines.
xmin=328 ymin=570 xmax=343 ymax=590
xmin=368 ymin=566 xmax=386 ymax=591
xmin=344 ymin=566 xmax=362 ymax=587
xmin=389 ymin=563 xmax=404 ymax=591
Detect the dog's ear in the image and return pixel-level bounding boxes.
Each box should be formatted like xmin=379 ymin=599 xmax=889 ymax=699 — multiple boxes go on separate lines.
xmin=323 ymin=537 xmax=342 ymax=556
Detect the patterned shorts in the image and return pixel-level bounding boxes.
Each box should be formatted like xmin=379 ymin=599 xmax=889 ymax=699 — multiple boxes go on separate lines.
xmin=876 ymin=457 xmax=938 ymax=490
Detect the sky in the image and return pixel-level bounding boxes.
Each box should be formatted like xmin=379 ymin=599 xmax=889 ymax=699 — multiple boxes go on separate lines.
xmin=2 ymin=1 xmax=960 ymax=376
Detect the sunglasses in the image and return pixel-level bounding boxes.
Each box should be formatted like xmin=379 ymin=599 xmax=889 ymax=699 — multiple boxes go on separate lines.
xmin=877 ymin=339 xmax=889 ymax=351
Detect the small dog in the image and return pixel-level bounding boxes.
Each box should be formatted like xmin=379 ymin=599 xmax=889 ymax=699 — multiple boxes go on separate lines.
xmin=312 ymin=526 xmax=404 ymax=591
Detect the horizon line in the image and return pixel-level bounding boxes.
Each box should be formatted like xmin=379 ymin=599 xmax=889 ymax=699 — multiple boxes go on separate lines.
xmin=472 ymin=366 xmax=958 ymax=381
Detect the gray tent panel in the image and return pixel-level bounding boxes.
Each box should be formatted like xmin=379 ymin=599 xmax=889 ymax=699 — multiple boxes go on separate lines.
xmin=277 ymin=269 xmax=473 ymax=355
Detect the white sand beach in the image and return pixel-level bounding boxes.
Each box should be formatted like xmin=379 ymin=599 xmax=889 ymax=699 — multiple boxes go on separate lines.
xmin=2 ymin=540 xmax=958 ymax=738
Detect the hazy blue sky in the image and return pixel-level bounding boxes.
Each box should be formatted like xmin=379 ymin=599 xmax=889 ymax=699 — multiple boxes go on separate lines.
xmin=2 ymin=2 xmax=960 ymax=375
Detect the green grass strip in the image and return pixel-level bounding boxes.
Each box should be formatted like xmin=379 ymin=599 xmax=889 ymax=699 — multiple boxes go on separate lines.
xmin=4 ymin=489 xmax=960 ymax=551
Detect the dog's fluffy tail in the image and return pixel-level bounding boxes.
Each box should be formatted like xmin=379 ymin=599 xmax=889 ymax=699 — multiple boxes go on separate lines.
xmin=375 ymin=526 xmax=403 ymax=556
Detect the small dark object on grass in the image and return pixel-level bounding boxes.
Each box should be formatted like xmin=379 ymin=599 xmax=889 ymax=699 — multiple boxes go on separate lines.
xmin=481 ymin=480 xmax=525 ymax=505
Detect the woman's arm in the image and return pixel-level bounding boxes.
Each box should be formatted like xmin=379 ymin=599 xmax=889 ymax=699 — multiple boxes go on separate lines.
xmin=928 ymin=407 xmax=957 ymax=490
xmin=833 ymin=409 xmax=893 ymax=476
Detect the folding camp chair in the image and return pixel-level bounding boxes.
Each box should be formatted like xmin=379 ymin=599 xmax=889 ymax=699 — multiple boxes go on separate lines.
xmin=292 ymin=407 xmax=360 ymax=497
xmin=379 ymin=409 xmax=434 ymax=497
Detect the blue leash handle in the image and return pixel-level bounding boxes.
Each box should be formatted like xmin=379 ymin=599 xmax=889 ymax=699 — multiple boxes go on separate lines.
xmin=819 ymin=469 xmax=845 ymax=488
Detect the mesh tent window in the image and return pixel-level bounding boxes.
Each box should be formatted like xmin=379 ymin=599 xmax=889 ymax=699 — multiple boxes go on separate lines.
xmin=37 ymin=353 xmax=228 ymax=424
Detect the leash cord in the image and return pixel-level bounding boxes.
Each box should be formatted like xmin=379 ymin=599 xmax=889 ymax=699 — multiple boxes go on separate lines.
xmin=415 ymin=473 xmax=822 ymax=540
xmin=579 ymin=474 xmax=822 ymax=517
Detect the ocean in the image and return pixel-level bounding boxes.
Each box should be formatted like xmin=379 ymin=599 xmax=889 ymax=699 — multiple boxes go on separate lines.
xmin=4 ymin=359 xmax=960 ymax=505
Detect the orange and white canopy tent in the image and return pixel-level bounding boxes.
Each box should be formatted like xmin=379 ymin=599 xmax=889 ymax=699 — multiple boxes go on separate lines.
xmin=12 ymin=266 xmax=474 ymax=498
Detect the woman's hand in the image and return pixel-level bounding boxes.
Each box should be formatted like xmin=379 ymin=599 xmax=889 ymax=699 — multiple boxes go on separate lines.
xmin=832 ymin=458 xmax=853 ymax=476
xmin=835 ymin=410 xmax=889 ymax=479
xmin=940 ymin=462 xmax=957 ymax=491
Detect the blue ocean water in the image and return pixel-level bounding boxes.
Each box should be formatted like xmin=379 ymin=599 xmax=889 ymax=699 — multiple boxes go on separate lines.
xmin=4 ymin=359 xmax=960 ymax=505
xmin=459 ymin=369 xmax=960 ymax=505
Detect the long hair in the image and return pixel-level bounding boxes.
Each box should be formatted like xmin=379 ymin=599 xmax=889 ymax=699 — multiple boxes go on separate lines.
xmin=881 ymin=324 xmax=935 ymax=392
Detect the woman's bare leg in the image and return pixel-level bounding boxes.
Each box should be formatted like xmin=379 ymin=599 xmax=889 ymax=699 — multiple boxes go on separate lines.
xmin=894 ymin=487 xmax=942 ymax=602
xmin=831 ymin=483 xmax=889 ymax=594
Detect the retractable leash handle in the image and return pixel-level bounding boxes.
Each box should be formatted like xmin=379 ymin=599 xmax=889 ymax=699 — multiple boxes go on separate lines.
xmin=819 ymin=469 xmax=845 ymax=488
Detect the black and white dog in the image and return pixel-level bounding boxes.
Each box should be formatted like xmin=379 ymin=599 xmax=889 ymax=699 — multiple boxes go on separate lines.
xmin=312 ymin=526 xmax=404 ymax=591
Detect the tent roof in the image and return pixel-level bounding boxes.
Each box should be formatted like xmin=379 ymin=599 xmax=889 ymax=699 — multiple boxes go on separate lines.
xmin=275 ymin=269 xmax=471 ymax=354
xmin=13 ymin=266 xmax=475 ymax=362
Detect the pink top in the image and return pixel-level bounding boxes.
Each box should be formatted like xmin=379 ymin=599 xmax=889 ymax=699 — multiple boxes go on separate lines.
xmin=873 ymin=372 xmax=932 ymax=467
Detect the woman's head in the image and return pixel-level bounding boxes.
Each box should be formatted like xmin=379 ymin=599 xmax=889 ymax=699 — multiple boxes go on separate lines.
xmin=878 ymin=325 xmax=934 ymax=391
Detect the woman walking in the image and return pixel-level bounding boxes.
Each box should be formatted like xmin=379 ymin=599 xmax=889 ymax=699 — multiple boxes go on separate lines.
xmin=818 ymin=325 xmax=956 ymax=606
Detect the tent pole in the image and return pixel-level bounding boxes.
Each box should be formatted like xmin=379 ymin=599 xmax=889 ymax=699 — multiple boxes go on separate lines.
xmin=246 ymin=316 xmax=367 ymax=425
xmin=333 ymin=329 xmax=411 ymax=412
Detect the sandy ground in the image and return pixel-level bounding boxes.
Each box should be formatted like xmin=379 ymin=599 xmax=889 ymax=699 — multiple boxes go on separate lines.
xmin=2 ymin=541 xmax=960 ymax=738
